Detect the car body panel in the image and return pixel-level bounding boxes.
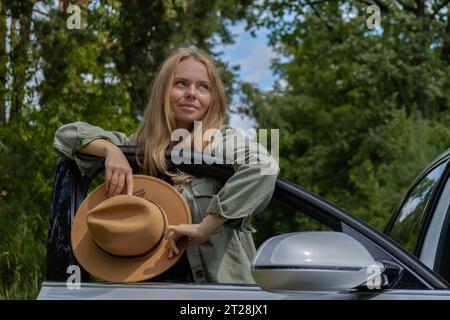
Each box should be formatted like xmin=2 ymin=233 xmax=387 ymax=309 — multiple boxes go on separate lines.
xmin=37 ymin=281 xmax=450 ymax=300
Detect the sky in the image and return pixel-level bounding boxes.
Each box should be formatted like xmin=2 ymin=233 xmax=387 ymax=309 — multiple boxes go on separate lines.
xmin=217 ymin=22 xmax=278 ymax=132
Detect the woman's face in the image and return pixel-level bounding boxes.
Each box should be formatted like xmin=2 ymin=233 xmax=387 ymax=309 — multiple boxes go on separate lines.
xmin=169 ymin=57 xmax=212 ymax=130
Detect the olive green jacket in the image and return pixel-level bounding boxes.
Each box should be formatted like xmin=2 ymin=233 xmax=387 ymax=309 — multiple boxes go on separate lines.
xmin=53 ymin=121 xmax=279 ymax=284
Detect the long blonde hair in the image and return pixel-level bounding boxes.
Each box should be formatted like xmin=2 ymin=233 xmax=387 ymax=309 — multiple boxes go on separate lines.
xmin=135 ymin=47 xmax=227 ymax=182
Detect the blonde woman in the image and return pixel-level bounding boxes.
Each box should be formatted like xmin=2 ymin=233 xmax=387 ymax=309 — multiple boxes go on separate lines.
xmin=54 ymin=46 xmax=279 ymax=284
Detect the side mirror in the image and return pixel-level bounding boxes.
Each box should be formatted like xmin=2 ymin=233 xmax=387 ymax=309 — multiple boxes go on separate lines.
xmin=251 ymin=231 xmax=383 ymax=292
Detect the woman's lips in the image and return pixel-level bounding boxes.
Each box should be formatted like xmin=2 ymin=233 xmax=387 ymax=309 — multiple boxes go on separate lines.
xmin=179 ymin=103 xmax=198 ymax=111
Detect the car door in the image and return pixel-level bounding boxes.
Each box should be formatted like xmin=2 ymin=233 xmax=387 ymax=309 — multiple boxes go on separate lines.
xmin=253 ymin=177 xmax=449 ymax=299
xmin=175 ymin=153 xmax=450 ymax=298
xmin=385 ymin=151 xmax=450 ymax=283
xmin=44 ymin=149 xmax=450 ymax=299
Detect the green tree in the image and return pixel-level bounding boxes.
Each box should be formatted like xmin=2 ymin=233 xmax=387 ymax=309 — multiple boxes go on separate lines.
xmin=0 ymin=0 xmax=253 ymax=299
xmin=241 ymin=0 xmax=450 ymax=232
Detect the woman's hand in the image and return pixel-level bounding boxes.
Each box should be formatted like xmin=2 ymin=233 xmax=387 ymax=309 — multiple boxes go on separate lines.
xmin=165 ymin=224 xmax=208 ymax=258
xmin=104 ymin=144 xmax=134 ymax=197
xmin=165 ymin=215 xmax=227 ymax=258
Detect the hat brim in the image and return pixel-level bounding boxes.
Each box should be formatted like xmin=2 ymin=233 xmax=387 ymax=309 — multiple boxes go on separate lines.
xmin=71 ymin=175 xmax=191 ymax=283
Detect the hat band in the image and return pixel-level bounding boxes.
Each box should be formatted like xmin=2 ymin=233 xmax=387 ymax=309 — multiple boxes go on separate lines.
xmin=92 ymin=198 xmax=167 ymax=260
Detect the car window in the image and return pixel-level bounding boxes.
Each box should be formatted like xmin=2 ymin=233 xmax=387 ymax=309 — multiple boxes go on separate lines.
xmin=388 ymin=160 xmax=448 ymax=254
xmin=251 ymin=198 xmax=330 ymax=248
xmin=421 ymin=172 xmax=450 ymax=279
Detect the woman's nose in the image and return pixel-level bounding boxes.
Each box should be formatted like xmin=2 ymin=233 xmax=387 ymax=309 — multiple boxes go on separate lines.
xmin=185 ymin=84 xmax=197 ymax=99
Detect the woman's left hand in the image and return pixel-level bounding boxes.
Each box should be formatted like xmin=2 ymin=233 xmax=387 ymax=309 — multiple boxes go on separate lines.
xmin=165 ymin=224 xmax=209 ymax=258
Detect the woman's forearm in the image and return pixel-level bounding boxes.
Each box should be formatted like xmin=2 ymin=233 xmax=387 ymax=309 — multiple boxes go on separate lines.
xmin=199 ymin=214 xmax=226 ymax=236
xmin=78 ymin=138 xmax=116 ymax=158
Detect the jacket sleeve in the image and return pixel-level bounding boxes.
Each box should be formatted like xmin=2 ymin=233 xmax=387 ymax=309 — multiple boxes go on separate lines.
xmin=53 ymin=121 xmax=133 ymax=178
xmin=205 ymin=127 xmax=280 ymax=233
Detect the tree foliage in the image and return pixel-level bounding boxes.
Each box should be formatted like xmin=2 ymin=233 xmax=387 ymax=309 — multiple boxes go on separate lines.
xmin=0 ymin=0 xmax=251 ymax=299
xmin=242 ymin=0 xmax=450 ymax=233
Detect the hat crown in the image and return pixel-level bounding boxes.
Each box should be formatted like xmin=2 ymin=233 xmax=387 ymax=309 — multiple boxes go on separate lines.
xmin=86 ymin=195 xmax=165 ymax=257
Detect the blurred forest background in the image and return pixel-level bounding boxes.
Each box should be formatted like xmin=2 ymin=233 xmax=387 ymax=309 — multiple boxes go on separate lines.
xmin=1 ymin=0 xmax=450 ymax=299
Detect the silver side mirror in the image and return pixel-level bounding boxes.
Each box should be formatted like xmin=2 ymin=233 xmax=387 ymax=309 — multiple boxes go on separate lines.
xmin=251 ymin=231 xmax=383 ymax=292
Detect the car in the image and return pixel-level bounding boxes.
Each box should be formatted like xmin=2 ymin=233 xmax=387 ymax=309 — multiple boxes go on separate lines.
xmin=37 ymin=147 xmax=450 ymax=300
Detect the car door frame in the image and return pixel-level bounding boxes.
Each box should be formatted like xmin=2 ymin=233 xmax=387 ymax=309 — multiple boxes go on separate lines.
xmin=425 ymin=165 xmax=450 ymax=280
xmin=384 ymin=151 xmax=450 ymax=254
xmin=383 ymin=150 xmax=450 ymax=279
xmin=46 ymin=147 xmax=449 ymax=296
xmin=175 ymin=151 xmax=450 ymax=292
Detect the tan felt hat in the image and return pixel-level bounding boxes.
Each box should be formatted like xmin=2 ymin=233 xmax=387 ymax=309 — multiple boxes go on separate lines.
xmin=71 ymin=175 xmax=191 ymax=283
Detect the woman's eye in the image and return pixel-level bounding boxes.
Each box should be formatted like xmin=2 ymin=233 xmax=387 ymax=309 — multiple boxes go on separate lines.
xmin=176 ymin=80 xmax=187 ymax=86
xmin=199 ymin=84 xmax=210 ymax=91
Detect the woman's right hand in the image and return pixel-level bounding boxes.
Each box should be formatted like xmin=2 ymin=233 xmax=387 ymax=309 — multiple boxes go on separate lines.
xmin=104 ymin=144 xmax=134 ymax=197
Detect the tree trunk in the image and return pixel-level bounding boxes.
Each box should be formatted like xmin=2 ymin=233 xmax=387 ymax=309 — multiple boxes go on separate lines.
xmin=59 ymin=0 xmax=70 ymax=11
xmin=10 ymin=14 xmax=31 ymax=125
xmin=438 ymin=8 xmax=450 ymax=113
xmin=413 ymin=0 xmax=431 ymax=117
xmin=0 ymin=2 xmax=7 ymax=126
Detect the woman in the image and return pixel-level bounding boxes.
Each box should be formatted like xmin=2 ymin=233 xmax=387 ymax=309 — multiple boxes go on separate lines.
xmin=53 ymin=46 xmax=279 ymax=284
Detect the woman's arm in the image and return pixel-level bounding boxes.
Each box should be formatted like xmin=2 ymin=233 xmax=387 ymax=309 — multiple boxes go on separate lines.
xmin=78 ymin=137 xmax=115 ymax=158
xmin=54 ymin=121 xmax=135 ymax=195
xmin=165 ymin=215 xmax=227 ymax=258
xmin=165 ymin=126 xmax=279 ymax=257
xmin=204 ymin=126 xmax=280 ymax=232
